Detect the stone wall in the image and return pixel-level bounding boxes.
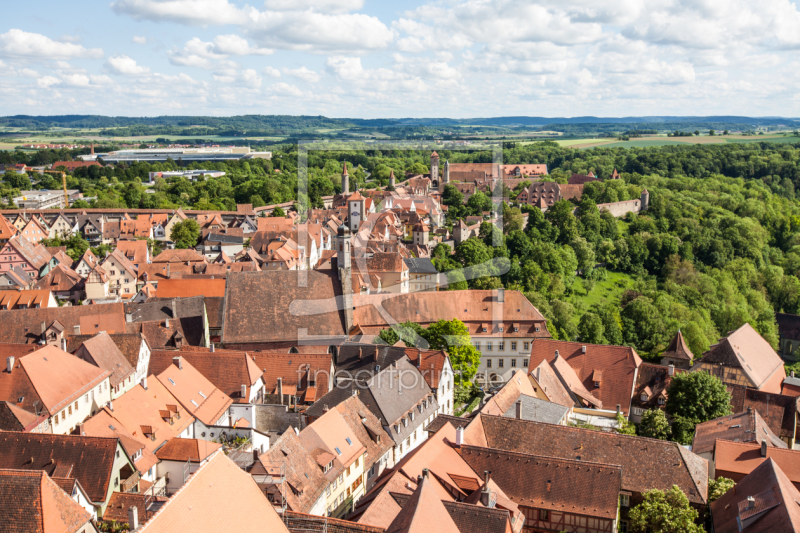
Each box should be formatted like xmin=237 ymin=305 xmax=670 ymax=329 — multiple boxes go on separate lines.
xmin=596 ymin=199 xmax=642 ymax=217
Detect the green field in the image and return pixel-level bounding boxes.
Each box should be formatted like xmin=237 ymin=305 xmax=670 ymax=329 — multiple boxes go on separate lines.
xmin=724 ymin=135 xmax=800 ymax=144
xmin=584 ymin=139 xmax=690 ymax=149
xmin=571 ymin=270 xmax=634 ymax=308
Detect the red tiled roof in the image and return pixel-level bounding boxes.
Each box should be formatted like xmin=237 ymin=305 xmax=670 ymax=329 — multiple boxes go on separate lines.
xmin=155 ymin=278 xmax=226 ymax=298
xmin=529 ymin=339 xmax=641 ymax=415
xmin=0 ymin=432 xmax=124 ymax=503
xmin=692 ymin=410 xmax=786 ymax=455
xmin=156 ymin=357 xmax=232 ymax=426
xmin=155 ymin=438 xmax=221 ymax=462
xmin=385 ymin=473 xmax=461 ymax=533
xmin=714 ymin=440 xmax=800 ymax=483
xmin=0 ymin=468 xmax=92 ymax=533
xmin=139 ymin=452 xmax=288 ymax=533
xmin=52 ymin=161 xmax=100 ymax=170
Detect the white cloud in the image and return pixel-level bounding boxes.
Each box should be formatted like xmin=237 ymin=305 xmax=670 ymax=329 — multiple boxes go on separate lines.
xmin=132 ymin=35 xmax=147 ymax=44
xmin=283 ymin=66 xmax=320 ymax=82
xmin=0 ymin=29 xmax=103 ymax=59
xmin=105 ymin=54 xmax=151 ymax=75
xmin=268 ymin=82 xmax=304 ymax=97
xmin=264 ymin=0 xmax=363 ymax=13
xmin=169 ymin=35 xmax=272 ymax=68
xmin=263 ymin=66 xmax=281 ymax=77
xmin=111 ymin=0 xmax=250 ymax=26
xmin=36 ymin=76 xmax=60 ymax=88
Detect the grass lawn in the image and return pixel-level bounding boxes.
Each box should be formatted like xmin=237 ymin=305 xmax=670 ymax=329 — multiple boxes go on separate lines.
xmin=616 ymin=218 xmax=630 ymax=236
xmin=556 ymin=138 xmax=611 ymax=147
xmin=571 ymin=270 xmax=634 ymax=308
xmin=587 ymin=139 xmax=689 ymax=149
xmin=725 ymin=135 xmax=800 ymax=144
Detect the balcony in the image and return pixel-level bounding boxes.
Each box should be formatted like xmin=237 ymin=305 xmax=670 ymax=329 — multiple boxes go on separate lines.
xmin=121 ymin=470 xmax=141 ymax=493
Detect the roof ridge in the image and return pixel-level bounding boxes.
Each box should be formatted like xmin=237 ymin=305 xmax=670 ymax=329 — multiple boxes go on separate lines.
xmin=459 ymin=443 xmax=623 ymax=471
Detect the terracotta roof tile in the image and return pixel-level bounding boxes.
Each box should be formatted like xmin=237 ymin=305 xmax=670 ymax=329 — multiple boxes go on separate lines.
xmin=150 ymin=349 xmax=261 ymax=402
xmin=139 ymin=452 xmax=288 ymax=533
xmin=151 ymin=249 xmax=206 ymax=263
xmin=385 ymin=473 xmax=460 ymax=533
xmin=714 ymin=440 xmax=800 ymax=483
xmin=0 ymin=401 xmax=46 ymax=432
xmin=693 ymin=410 xmax=786 ymax=455
xmin=156 ymin=357 xmax=232 ymax=426
xmin=284 ymin=511 xmax=386 ymax=533
xmin=480 ymin=370 xmax=536 ymax=416
xmin=102 ymin=491 xmax=167 ymax=523
xmin=155 ymin=438 xmax=221 ymax=462
xmin=0 ymin=432 xmax=125 ymax=503
xmin=0 ymin=303 xmax=126 ymax=344
xmin=74 ymin=332 xmax=136 ymax=388
xmin=155 ymin=278 xmax=226 ymax=298
xmin=259 ymin=430 xmax=329 ymax=513
xmin=0 ymin=468 xmax=93 ymax=533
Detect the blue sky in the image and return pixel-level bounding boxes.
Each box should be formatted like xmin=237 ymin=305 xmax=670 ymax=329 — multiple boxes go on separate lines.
xmin=2 ymin=0 xmax=800 ymax=118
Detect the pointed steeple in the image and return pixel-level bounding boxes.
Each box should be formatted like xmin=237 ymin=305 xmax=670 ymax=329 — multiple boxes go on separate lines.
xmin=342 ymin=162 xmax=349 ymax=176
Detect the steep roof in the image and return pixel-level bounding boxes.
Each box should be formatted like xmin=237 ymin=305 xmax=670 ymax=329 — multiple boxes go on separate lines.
xmin=385 ymin=473 xmax=460 ymax=533
xmin=700 ymin=323 xmax=785 ymax=393
xmin=102 ymin=491 xmax=167 ymax=524
xmin=258 ymin=430 xmax=329 ymax=513
xmin=115 ymin=239 xmax=149 ymax=266
xmin=19 ymin=345 xmax=110 ymax=415
xmin=711 ymin=458 xmax=800 ymax=533
xmin=8 ymin=235 xmax=51 ymax=270
xmin=222 ymin=270 xmax=347 ymax=344
xmin=0 ymin=401 xmax=46 ymax=432
xmin=66 ymin=333 xmax=146 ymax=369
xmin=139 ymin=452 xmax=288 ymax=533
xmin=529 ymin=339 xmax=641 ymax=415
xmin=0 ymin=432 xmax=123 ymax=503
xmin=457 ymin=445 xmax=622 ymax=520
xmin=692 ymin=409 xmax=787 ymax=455
xmin=80 ymin=409 xmax=159 ymax=475
xmin=74 ymin=331 xmax=136 ymax=388
xmin=151 ymin=248 xmax=207 ymax=263
xmin=661 ymin=330 xmax=694 ymax=361
xmin=480 ymin=370 xmax=536 ymax=416
xmin=149 ymin=349 xmax=262 ymax=402
xmin=0 ymin=469 xmax=93 ymax=533
xmin=473 ymin=414 xmax=708 ymax=504
xmin=726 ymin=384 xmax=799 ymax=439
xmin=502 ymin=394 xmax=570 ymax=424
xmin=155 ymin=438 xmax=221 ymax=463
xmin=251 ymin=352 xmax=331 ymax=400
xmin=529 ymin=359 xmax=574 ymax=409
xmin=299 ymin=408 xmax=366 ymax=475
xmin=35 ymin=264 xmax=83 ymax=293
xmin=95 ymin=380 xmax=193 ymax=454
xmin=156 ymin=357 xmax=232 ymax=426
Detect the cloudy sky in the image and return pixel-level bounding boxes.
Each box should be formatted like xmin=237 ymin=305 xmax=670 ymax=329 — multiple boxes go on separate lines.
xmin=2 ymin=0 xmax=800 ymax=118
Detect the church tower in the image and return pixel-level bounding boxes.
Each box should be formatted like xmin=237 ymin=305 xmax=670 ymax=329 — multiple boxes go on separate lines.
xmin=430 ymin=151 xmax=439 ymax=186
xmin=439 ymin=160 xmax=450 ymax=193
xmin=342 ymin=162 xmax=350 ymax=196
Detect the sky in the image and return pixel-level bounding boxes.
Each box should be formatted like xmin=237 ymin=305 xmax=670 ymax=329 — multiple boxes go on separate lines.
xmin=1 ymin=0 xmax=800 ymax=119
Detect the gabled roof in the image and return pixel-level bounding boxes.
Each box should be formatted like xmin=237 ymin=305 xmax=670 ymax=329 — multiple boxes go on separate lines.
xmin=80 ymin=409 xmax=159 ymax=476
xmin=726 ymin=384 xmax=799 ymax=439
xmin=711 ymin=458 xmax=800 ymax=533
xmin=151 ymin=249 xmax=206 ymax=263
xmin=258 ymin=430 xmax=329 ymax=513
xmin=502 ymin=394 xmax=570 ymax=424
xmin=104 ymin=249 xmax=138 ymax=278
xmin=102 ymin=491 xmax=167 ymax=524
xmin=19 ymin=345 xmax=110 ymax=415
xmin=35 ymin=264 xmax=83 ymax=293
xmin=94 ymin=380 xmax=193 ymax=454
xmin=529 ymin=339 xmax=641 ymax=415
xmin=284 ymin=511 xmax=386 ymax=533
xmin=529 ymin=359 xmax=575 ymax=409
xmin=156 ymin=357 xmax=233 ymax=426
xmin=0 ymin=215 xmax=18 ymax=240
xmin=0 ymin=432 xmax=124 ymax=503
xmin=693 ymin=409 xmax=787 ymax=455
xmin=0 ymin=290 xmax=53 ymax=310
xmin=115 ymin=239 xmax=149 ymax=265
xmin=299 ymin=408 xmax=366 ymax=474
xmin=66 ymin=332 xmax=147 ymax=369
xmin=480 ymin=370 xmax=536 ymax=416
xmin=155 ymin=438 xmax=221 ymax=463
xmin=0 ymin=468 xmax=92 ymax=533
xmin=149 ymin=348 xmax=262 ymax=402
xmin=714 ymin=440 xmax=800 ymax=483
xmin=472 ymin=414 xmax=708 ymax=504
xmin=0 ymin=401 xmax=46 ymax=432
xmin=699 ymin=323 xmax=785 ymax=393
xmin=385 ymin=473 xmax=460 ymax=533
xmin=7 ymin=235 xmax=51 ymax=270
xmin=138 ymin=452 xmax=288 ymax=533
xmin=74 ymin=331 xmax=136 ymax=388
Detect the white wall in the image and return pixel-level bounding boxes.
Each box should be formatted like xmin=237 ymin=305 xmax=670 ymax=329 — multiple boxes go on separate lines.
xmin=50 ymin=378 xmax=112 ymax=435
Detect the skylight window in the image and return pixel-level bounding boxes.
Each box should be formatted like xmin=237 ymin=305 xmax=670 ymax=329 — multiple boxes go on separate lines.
xmin=335 ymin=447 xmax=342 ymax=455
xmin=168 ymin=378 xmax=175 ymax=385
xmin=198 ymin=391 xmax=206 ymax=399
xmin=346 ymin=437 xmax=352 ymax=445
xmin=191 ymin=400 xmax=198 ymax=407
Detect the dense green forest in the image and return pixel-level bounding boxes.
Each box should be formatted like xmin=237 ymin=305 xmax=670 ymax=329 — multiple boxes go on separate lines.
xmin=4 ymin=140 xmax=800 ymax=361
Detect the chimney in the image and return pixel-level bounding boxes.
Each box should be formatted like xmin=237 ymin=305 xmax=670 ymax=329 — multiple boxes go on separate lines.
xmin=61 ymin=338 xmax=67 ymax=352
xmin=668 ymin=364 xmax=675 ymax=376
xmin=535 ymin=367 xmax=541 ymax=382
xmin=171 ymin=299 xmax=178 ymax=319
xmin=480 ymin=471 xmax=491 ymax=507
xmin=422 ymin=468 xmax=429 ymax=479
xmin=374 ymin=345 xmax=378 ymax=362
xmin=761 ymin=440 xmax=768 ymax=457
xmin=164 ymin=318 xmax=169 ymax=328
xmin=241 ymin=384 xmax=247 ymax=398
xmin=616 ymin=404 xmax=621 ymax=415
xmin=108 ymin=400 xmax=114 ymax=411
xmin=210 ymin=344 xmax=215 ymax=352
xmin=253 ymin=448 xmax=260 ymax=461
xmin=746 ymin=496 xmax=755 ymax=510
xmin=497 ymin=288 xmax=504 ymax=303
xmin=277 ymin=377 xmax=283 ymax=401
xmin=40 ymin=321 xmax=46 ymax=334
xmin=515 ymin=399 xmax=522 ymax=420
xmin=455 ymin=426 xmax=464 ymax=447
xmin=128 ymin=506 xmax=139 ymax=531
xmin=358 ymin=348 xmax=363 ymax=360
xmin=142 ymin=376 xmax=148 ymax=390
xmin=6 ymin=356 xmax=14 ymax=373
xmin=792 ymin=371 xmax=796 ymax=378
xmin=77 ymin=422 xmax=85 ymax=436
xmin=173 ymin=356 xmax=182 ymax=370
xmin=554 ymin=350 xmax=560 ymax=360
xmin=73 ymin=325 xmax=80 ymax=335
xmin=748 ymin=406 xmax=752 ymax=414
xmin=581 ymin=345 xmax=586 ymax=353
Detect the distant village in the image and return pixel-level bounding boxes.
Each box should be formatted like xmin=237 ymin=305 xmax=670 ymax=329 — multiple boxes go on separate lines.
xmin=0 ymin=149 xmax=796 ymax=533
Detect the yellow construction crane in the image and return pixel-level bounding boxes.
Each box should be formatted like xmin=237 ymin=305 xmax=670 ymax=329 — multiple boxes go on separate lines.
xmin=41 ymin=170 xmax=69 ymax=207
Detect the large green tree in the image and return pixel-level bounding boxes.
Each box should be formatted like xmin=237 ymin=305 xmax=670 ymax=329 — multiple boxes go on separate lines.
xmin=629 ymin=485 xmax=703 ymax=533
xmin=638 ymin=409 xmax=671 ymax=440
xmin=665 ymin=371 xmax=731 ymax=443
xmin=170 ymin=219 xmax=201 ymax=249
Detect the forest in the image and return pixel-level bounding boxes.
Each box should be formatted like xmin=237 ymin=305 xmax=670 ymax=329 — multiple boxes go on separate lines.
xmin=3 ymin=140 xmax=800 ymax=362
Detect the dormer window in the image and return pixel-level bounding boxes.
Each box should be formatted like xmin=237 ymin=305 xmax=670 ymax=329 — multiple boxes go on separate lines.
xmin=658 ymin=397 xmax=665 ymax=405
xmin=594 ymin=381 xmax=600 ymax=388
xmin=403 ymin=418 xmax=408 ymax=427
xmin=640 ymin=393 xmax=648 ymax=402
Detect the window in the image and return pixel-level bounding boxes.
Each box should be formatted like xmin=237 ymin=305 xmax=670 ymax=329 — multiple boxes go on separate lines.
xmin=523 ymin=342 xmax=530 ymax=350
xmin=523 ymin=359 xmax=529 ymax=367
xmin=594 ymin=381 xmax=600 ymax=388
xmin=54 ymin=413 xmax=59 ymax=424
xmin=486 ymin=359 xmax=492 ymax=368
xmin=326 ymin=485 xmax=331 ymax=496
xmin=346 ymin=466 xmax=351 ymax=477
xmin=658 ymin=397 xmax=665 ymax=405
xmin=498 ymin=342 xmax=505 ymax=351
xmin=498 ymin=359 xmax=504 ymax=368
xmin=511 ymin=359 xmax=517 ymax=367
xmin=338 ymin=474 xmax=343 ymax=484
xmin=473 ymin=342 xmax=480 ymax=350
xmin=511 ymin=342 xmax=517 ymax=350
xmin=620 ymin=493 xmax=630 ymax=507
xmin=540 ymin=510 xmax=549 ymax=521
xmin=74 ymin=401 xmax=78 ymax=410
xmin=486 ymin=342 xmax=493 ymax=351
xmin=620 ymin=520 xmax=629 ymax=533
xmin=68 ymin=405 xmax=72 ymax=416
